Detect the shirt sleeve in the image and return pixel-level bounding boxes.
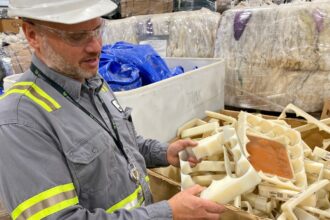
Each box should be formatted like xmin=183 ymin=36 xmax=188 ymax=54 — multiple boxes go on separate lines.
xmin=135 ymin=135 xmax=170 ymax=168
xmin=0 ymin=123 xmax=172 ymax=220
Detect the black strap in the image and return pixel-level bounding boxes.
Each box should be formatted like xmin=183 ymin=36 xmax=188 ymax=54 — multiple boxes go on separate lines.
xmin=30 ymin=63 xmax=129 ymax=161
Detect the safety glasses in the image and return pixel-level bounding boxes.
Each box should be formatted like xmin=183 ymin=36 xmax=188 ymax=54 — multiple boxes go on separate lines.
xmin=31 ymin=19 xmax=105 ymax=47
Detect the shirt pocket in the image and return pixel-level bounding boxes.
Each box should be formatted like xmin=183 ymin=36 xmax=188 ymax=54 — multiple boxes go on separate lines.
xmin=64 ymin=130 xmax=117 ymax=194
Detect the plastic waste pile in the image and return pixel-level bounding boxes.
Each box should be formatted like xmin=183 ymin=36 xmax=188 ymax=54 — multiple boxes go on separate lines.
xmin=177 ymin=104 xmax=330 ymax=219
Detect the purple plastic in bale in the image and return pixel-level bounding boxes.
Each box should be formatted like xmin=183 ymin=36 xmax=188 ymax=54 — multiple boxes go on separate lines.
xmin=313 ymin=8 xmax=326 ymax=33
xmin=234 ymin=10 xmax=252 ymax=41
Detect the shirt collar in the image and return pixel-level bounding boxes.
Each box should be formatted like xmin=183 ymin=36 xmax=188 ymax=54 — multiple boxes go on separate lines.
xmin=31 ymin=54 xmax=104 ymax=100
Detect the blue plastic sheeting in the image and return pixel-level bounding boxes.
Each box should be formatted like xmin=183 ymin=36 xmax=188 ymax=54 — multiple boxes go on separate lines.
xmin=99 ymin=42 xmax=184 ymax=91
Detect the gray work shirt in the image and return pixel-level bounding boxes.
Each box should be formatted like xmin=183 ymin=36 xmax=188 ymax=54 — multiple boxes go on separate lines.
xmin=0 ymin=55 xmax=173 ymax=220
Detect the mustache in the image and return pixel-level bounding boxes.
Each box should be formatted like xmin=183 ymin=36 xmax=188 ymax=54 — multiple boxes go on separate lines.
xmin=81 ymin=53 xmax=100 ymax=61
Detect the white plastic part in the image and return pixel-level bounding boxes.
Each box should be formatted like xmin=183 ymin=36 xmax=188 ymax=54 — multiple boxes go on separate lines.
xmin=304 ymin=159 xmax=324 ymax=184
xmin=192 ymin=174 xmax=226 ymax=186
xmin=237 ymin=111 xmax=307 ymax=190
xmin=280 ymin=179 xmax=330 ymax=220
xmin=177 ymin=118 xmax=207 ymax=137
xmin=243 ymin=193 xmax=275 ymax=214
xmin=8 ymin=0 xmax=117 ymax=24
xmin=295 ymin=118 xmax=330 ymax=133
xmin=302 ymin=206 xmax=330 ymax=219
xmin=316 ymin=189 xmax=330 ymax=209
xmin=205 ymin=111 xmax=237 ymax=125
xmin=280 ymin=104 xmax=330 ymax=134
xmin=200 ymin=127 xmax=261 ymax=204
xmin=190 ymin=132 xmax=224 ymax=160
xmin=313 ymin=147 xmax=330 ymax=161
xmin=181 ymin=122 xmax=219 ymax=139
xmin=294 ymin=207 xmax=319 ymax=220
xmin=258 ymin=184 xmax=299 ymax=202
xmin=180 ymin=159 xmax=234 ymax=175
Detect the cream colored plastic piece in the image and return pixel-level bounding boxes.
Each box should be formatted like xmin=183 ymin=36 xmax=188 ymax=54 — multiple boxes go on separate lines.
xmin=323 ymin=139 xmax=330 ymax=150
xmin=302 ymin=206 xmax=330 ymax=219
xmin=191 ymin=174 xmax=226 ymax=186
xmin=205 ymin=111 xmax=237 ymax=125
xmin=279 ymin=179 xmax=330 ymax=220
xmin=258 ymin=184 xmax=299 ymax=202
xmin=258 ymin=172 xmax=302 ymax=192
xmin=180 ymin=159 xmax=234 ymax=175
xmin=304 ymin=159 xmax=324 ymax=184
xmin=237 ymin=111 xmax=308 ymax=190
xmin=189 ymin=132 xmax=224 ymax=160
xmin=176 ymin=118 xmax=208 ymax=137
xmin=208 ymin=118 xmax=219 ymax=124
xmin=316 ymin=189 xmax=330 ymax=209
xmin=180 ymin=172 xmax=197 ymax=189
xmin=279 ymin=104 xmax=330 ymax=134
xmin=200 ymin=127 xmax=261 ymax=204
xmin=313 ymin=147 xmax=330 ymax=161
xmin=181 ymin=122 xmax=219 ymax=139
xmin=294 ymin=118 xmax=330 ymax=133
xmin=294 ymin=207 xmax=319 ymax=220
xmin=243 ymin=193 xmax=275 ymax=214
xmin=241 ymin=201 xmax=253 ymax=214
xmin=302 ymin=141 xmax=313 ymax=157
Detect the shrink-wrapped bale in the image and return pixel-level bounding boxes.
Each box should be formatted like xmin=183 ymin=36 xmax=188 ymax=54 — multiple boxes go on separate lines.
xmin=215 ymin=2 xmax=330 ymax=112
xmin=174 ymin=0 xmax=217 ymax=12
xmin=103 ymin=8 xmax=221 ymax=58
xmin=120 ymin=0 xmax=173 ymax=18
xmin=0 ymin=32 xmax=32 ymax=80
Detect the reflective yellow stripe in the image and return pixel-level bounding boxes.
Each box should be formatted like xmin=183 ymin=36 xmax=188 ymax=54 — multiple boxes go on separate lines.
xmin=28 ymin=197 xmax=78 ymax=220
xmin=12 ymin=183 xmax=75 ymax=220
xmin=15 ymin=82 xmax=61 ymax=109
xmin=101 ymin=84 xmax=109 ymax=92
xmin=0 ymin=82 xmax=61 ymax=112
xmin=128 ymin=196 xmax=144 ymax=211
xmin=106 ymin=186 xmax=142 ymax=213
xmin=106 ymin=176 xmax=150 ymax=213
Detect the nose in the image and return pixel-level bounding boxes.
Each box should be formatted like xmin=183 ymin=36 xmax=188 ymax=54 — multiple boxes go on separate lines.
xmin=84 ymin=36 xmax=102 ymax=54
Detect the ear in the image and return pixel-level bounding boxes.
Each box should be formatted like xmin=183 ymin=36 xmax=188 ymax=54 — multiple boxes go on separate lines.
xmin=22 ymin=22 xmax=42 ymax=51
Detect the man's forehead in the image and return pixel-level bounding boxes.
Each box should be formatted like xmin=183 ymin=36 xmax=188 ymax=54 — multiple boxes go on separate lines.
xmin=27 ymin=18 xmax=102 ymax=31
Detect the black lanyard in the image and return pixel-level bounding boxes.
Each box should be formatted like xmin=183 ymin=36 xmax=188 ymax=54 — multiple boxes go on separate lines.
xmin=30 ymin=63 xmax=129 ymax=161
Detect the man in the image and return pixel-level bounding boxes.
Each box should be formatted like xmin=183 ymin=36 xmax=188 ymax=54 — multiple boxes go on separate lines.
xmin=0 ymin=0 xmax=225 ymax=219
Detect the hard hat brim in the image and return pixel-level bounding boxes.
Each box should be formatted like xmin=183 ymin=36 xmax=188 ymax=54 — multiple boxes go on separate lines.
xmin=8 ymin=0 xmax=118 ymax=24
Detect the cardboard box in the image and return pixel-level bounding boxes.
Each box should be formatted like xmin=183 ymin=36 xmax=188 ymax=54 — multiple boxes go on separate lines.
xmin=148 ymin=109 xmax=330 ymax=220
xmin=115 ymin=58 xmax=225 ymax=142
xmin=120 ymin=0 xmax=173 ymax=17
xmin=0 ymin=19 xmax=21 ymax=33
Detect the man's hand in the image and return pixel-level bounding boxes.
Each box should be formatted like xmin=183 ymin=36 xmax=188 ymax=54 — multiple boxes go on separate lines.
xmin=168 ymin=185 xmax=226 ymax=220
xmin=167 ymin=139 xmax=198 ymax=167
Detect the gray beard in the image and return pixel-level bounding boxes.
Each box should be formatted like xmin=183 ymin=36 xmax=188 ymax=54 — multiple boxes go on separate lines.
xmin=41 ymin=37 xmax=96 ymax=81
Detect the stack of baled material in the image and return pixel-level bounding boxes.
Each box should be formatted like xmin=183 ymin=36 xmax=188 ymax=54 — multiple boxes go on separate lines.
xmin=103 ymin=8 xmax=221 ymax=58
xmin=120 ymin=0 xmax=173 ymax=18
xmin=215 ymin=2 xmax=330 ymax=113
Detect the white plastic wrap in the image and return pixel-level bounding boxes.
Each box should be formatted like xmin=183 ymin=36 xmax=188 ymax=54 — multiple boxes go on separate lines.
xmin=215 ymin=2 xmax=330 ymax=112
xmin=103 ymin=8 xmax=221 ymax=58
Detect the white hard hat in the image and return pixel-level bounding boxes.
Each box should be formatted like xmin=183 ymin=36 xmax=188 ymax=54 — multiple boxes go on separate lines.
xmin=8 ymin=0 xmax=118 ymax=24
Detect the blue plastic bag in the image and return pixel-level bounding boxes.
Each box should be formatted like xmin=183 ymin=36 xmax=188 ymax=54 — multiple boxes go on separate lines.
xmin=99 ymin=42 xmax=184 ymax=91
xmin=99 ymin=53 xmax=142 ymax=91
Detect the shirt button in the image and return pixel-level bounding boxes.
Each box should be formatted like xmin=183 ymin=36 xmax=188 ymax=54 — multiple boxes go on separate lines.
xmin=92 ymin=147 xmax=98 ymax=153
